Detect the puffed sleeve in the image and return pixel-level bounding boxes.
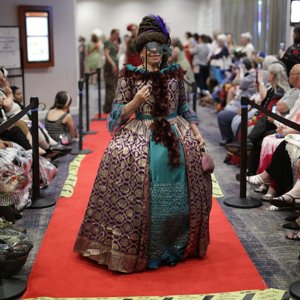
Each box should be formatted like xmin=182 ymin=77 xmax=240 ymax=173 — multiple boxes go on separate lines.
xmin=107 ymin=76 xmax=132 ymax=133
xmin=177 ymin=79 xmax=199 ymax=124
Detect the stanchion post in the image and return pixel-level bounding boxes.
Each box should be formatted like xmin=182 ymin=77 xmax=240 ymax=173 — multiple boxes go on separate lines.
xmin=85 ymin=73 xmax=90 ymax=132
xmin=71 ymin=81 xmax=93 ymax=155
xmin=29 ymin=97 xmax=56 ymax=209
xmin=83 ymin=73 xmax=97 ymax=135
xmin=192 ymin=82 xmax=197 ymax=113
xmin=78 ymin=80 xmax=84 ymax=151
xmin=0 ymin=278 xmax=27 ymax=300
xmin=289 ymin=280 xmax=300 ymax=299
xmin=31 ymin=97 xmax=40 ymax=201
xmin=223 ymin=97 xmax=262 ymax=208
xmin=93 ymin=68 xmax=106 ymax=121
xmin=239 ymin=96 xmax=248 ymax=198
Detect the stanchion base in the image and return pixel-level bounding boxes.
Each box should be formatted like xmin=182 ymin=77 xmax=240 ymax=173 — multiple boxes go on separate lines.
xmin=0 ymin=278 xmax=27 ymax=300
xmin=224 ymin=196 xmax=262 ymax=208
xmin=92 ymin=117 xmax=106 ymax=121
xmin=92 ymin=113 xmax=107 ymax=121
xmin=29 ymin=194 xmax=56 ymax=209
xmin=71 ymin=149 xmax=93 ymax=155
xmin=82 ymin=130 xmax=97 ymax=135
xmin=289 ymin=280 xmax=300 ymax=299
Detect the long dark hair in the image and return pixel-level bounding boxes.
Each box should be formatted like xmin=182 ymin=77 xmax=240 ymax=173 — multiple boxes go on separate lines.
xmin=52 ymin=91 xmax=72 ymax=109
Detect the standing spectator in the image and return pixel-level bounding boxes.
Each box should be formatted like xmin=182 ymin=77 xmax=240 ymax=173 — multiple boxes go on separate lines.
xmin=183 ymin=32 xmax=196 ymax=67
xmin=226 ymin=32 xmax=236 ymax=56
xmin=209 ymin=34 xmax=230 ymax=83
xmin=190 ymin=34 xmax=210 ymax=95
xmin=86 ymin=34 xmax=102 ymax=84
xmin=103 ymin=29 xmax=120 ymax=113
xmin=125 ymin=24 xmax=142 ymax=67
xmin=280 ymin=24 xmax=300 ymax=76
xmin=240 ymin=32 xmax=255 ymax=58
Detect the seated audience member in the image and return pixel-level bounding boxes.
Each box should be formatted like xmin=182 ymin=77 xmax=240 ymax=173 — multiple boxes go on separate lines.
xmin=257 ymin=64 xmax=300 ymax=175
xmin=45 ymin=91 xmax=77 ymax=144
xmin=276 ymin=64 xmax=300 ymax=115
xmin=8 ymin=86 xmax=67 ymax=157
xmin=225 ymin=56 xmax=279 ymax=147
xmin=0 ymin=139 xmax=57 ymax=211
xmin=247 ymin=62 xmax=290 ymax=175
xmin=271 ymin=159 xmax=300 ymax=232
xmin=247 ymin=132 xmax=300 ymax=201
xmin=254 ymin=97 xmax=300 ymax=196
xmin=217 ymin=58 xmax=256 ymax=146
xmin=280 ymin=24 xmax=300 ymax=76
xmin=0 ymin=69 xmax=31 ymax=150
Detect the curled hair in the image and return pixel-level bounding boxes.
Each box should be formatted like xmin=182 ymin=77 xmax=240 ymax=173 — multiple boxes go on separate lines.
xmin=135 ymin=15 xmax=170 ymax=53
xmin=149 ymin=71 xmax=181 ymax=167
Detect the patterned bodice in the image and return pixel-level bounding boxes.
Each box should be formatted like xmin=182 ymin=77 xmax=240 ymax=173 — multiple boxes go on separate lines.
xmin=108 ymin=64 xmax=199 ymax=133
xmin=114 ymin=64 xmax=187 ymax=116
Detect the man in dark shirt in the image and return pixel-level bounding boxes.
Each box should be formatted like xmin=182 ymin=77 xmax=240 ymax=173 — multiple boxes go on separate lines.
xmin=281 ymin=24 xmax=300 ymax=76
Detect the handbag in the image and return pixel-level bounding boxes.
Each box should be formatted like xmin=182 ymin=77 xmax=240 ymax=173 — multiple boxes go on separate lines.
xmin=201 ymin=147 xmax=215 ymax=174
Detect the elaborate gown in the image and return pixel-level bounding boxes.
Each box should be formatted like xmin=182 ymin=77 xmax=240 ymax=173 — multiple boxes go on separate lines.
xmin=74 ymin=64 xmax=212 ymax=273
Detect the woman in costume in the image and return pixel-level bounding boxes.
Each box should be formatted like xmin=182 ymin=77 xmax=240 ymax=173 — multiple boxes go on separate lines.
xmin=74 ymin=15 xmax=212 ymax=273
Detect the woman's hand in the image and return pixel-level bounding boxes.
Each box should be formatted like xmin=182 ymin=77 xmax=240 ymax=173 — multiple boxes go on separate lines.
xmin=190 ymin=122 xmax=205 ymax=147
xmin=122 ymin=84 xmax=152 ymax=121
xmin=133 ymin=84 xmax=151 ymax=106
xmin=276 ymin=125 xmax=286 ymax=136
xmin=112 ymin=63 xmax=118 ymax=76
xmin=194 ymin=133 xmax=205 ymax=147
xmin=0 ymin=140 xmax=12 ymax=149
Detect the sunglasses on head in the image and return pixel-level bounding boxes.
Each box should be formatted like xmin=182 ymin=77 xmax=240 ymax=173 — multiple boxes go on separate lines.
xmin=145 ymin=42 xmax=171 ymax=56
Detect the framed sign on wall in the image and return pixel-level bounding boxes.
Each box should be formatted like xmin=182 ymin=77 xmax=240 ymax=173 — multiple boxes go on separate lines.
xmin=18 ymin=5 xmax=54 ymax=68
xmin=0 ymin=26 xmax=21 ymax=69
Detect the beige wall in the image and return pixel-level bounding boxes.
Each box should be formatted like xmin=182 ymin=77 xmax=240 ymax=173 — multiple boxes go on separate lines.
xmin=0 ymin=0 xmax=78 ymax=113
xmin=77 ymin=0 xmax=221 ymax=43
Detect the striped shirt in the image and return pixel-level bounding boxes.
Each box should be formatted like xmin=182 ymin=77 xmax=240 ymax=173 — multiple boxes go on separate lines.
xmin=45 ymin=111 xmax=70 ymax=143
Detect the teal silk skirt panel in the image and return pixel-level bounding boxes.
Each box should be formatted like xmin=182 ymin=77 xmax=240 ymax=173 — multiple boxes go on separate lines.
xmin=147 ymin=126 xmax=189 ymax=269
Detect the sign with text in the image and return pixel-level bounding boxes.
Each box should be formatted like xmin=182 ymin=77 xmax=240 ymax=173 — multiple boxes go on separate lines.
xmin=0 ymin=27 xmax=21 ymax=69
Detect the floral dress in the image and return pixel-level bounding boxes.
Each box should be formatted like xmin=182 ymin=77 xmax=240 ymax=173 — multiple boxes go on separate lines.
xmin=74 ymin=64 xmax=212 ymax=273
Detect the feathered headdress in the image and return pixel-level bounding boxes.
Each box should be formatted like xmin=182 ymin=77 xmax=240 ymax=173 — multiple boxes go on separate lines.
xmin=148 ymin=14 xmax=170 ymax=38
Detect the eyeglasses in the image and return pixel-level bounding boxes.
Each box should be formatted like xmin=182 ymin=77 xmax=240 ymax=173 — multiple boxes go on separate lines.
xmin=145 ymin=42 xmax=171 ymax=56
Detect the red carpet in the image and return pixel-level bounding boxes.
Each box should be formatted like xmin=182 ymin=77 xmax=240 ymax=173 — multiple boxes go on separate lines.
xmin=23 ymin=120 xmax=266 ymax=298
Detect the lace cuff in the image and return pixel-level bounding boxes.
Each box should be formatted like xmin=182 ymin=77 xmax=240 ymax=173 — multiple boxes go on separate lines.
xmin=178 ymin=103 xmax=199 ymax=124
